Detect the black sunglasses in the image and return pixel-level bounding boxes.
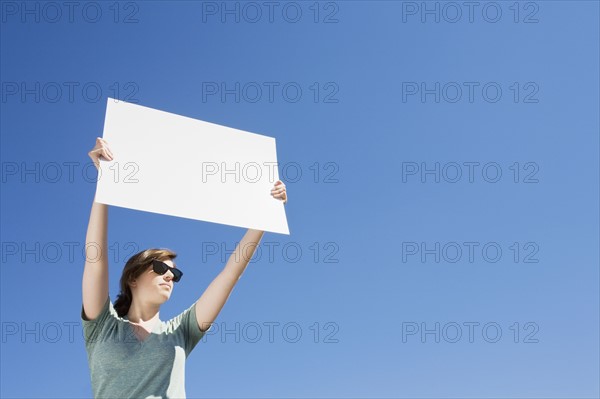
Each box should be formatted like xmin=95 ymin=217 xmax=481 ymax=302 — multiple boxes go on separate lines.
xmin=151 ymin=260 xmax=183 ymax=282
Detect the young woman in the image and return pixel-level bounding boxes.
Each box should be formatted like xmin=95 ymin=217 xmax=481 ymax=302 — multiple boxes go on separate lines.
xmin=82 ymin=137 xmax=288 ymax=398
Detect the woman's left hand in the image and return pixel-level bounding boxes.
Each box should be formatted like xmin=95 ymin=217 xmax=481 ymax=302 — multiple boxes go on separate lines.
xmin=271 ymin=180 xmax=287 ymax=204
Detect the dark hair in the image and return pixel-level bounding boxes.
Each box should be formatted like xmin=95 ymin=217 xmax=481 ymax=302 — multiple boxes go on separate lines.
xmin=114 ymin=248 xmax=177 ymax=318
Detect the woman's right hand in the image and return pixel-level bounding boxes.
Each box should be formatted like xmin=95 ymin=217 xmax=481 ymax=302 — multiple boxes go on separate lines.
xmin=88 ymin=137 xmax=114 ymax=170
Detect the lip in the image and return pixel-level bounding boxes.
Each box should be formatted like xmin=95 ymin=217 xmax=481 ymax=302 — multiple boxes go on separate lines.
xmin=159 ymin=283 xmax=172 ymax=289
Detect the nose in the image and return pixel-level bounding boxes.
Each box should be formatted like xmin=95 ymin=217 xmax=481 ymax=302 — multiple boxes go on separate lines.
xmin=163 ymin=271 xmax=174 ymax=281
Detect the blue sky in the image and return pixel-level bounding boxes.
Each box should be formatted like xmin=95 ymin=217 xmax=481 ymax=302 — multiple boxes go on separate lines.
xmin=1 ymin=1 xmax=598 ymax=398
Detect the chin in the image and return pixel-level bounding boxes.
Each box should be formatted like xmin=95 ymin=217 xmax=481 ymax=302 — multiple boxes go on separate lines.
xmin=159 ymin=292 xmax=171 ymax=300
xmin=154 ymin=294 xmax=170 ymax=304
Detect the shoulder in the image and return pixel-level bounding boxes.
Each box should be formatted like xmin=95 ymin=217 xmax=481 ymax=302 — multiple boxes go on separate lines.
xmin=162 ymin=302 xmax=197 ymax=334
xmin=81 ymin=296 xmax=122 ymax=325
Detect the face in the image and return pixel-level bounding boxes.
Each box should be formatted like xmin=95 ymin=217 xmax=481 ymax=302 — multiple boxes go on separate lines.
xmin=129 ymin=259 xmax=177 ymax=306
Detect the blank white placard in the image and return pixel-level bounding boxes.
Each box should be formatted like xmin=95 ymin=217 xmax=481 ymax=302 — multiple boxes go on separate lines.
xmin=95 ymin=98 xmax=289 ymax=235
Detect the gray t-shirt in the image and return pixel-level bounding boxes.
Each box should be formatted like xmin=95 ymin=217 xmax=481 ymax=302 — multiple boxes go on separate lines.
xmin=81 ymin=296 xmax=206 ymax=398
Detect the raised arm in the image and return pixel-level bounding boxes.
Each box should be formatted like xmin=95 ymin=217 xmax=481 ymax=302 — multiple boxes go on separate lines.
xmin=194 ymin=228 xmax=264 ymax=332
xmin=194 ymin=180 xmax=288 ymax=332
xmin=82 ymin=138 xmax=114 ymax=320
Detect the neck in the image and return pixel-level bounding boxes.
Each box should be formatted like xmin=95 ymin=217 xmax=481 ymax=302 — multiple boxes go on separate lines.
xmin=126 ymin=299 xmax=161 ymax=324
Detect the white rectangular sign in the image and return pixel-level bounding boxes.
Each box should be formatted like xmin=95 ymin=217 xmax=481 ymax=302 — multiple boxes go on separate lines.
xmin=95 ymin=98 xmax=290 ymax=235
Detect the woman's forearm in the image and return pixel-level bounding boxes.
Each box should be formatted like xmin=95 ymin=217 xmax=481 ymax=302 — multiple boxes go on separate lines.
xmin=221 ymin=228 xmax=265 ymax=281
xmin=86 ymin=195 xmax=109 ymax=260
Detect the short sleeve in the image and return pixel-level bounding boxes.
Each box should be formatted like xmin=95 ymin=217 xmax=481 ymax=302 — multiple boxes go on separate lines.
xmin=81 ymin=296 xmax=111 ymax=345
xmin=179 ymin=302 xmax=209 ymax=356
